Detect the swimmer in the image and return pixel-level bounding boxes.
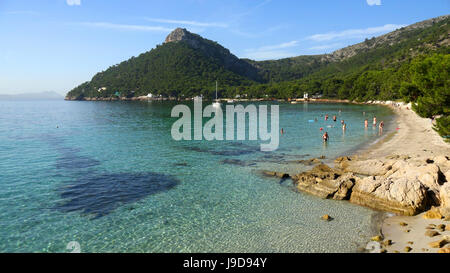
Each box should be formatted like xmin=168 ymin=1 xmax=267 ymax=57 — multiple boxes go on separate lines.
xmin=323 ymin=132 xmax=329 ymax=142
xmin=333 ymin=115 xmax=337 ymax=122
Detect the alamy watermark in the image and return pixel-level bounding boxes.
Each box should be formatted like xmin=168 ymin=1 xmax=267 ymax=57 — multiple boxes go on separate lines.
xmin=171 ymin=97 xmax=279 ymax=151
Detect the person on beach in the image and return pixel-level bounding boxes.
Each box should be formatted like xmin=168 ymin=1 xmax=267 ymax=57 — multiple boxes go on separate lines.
xmin=333 ymin=115 xmax=337 ymax=122
xmin=373 ymin=116 xmax=377 ymax=126
xmin=323 ymin=132 xmax=329 ymax=142
xmin=364 ymin=119 xmax=368 ymax=128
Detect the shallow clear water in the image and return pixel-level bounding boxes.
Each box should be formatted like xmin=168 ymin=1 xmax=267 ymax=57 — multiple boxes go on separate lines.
xmin=0 ymin=100 xmax=394 ymax=252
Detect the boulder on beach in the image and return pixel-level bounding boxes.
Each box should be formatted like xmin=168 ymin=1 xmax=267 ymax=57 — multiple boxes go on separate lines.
xmin=292 ymin=164 xmax=356 ymax=200
xmin=337 ymin=158 xmax=393 ymax=176
xmin=349 ymin=176 xmax=428 ymax=216
xmin=440 ymin=183 xmax=450 ymax=216
xmin=423 ymin=207 xmax=443 ymax=219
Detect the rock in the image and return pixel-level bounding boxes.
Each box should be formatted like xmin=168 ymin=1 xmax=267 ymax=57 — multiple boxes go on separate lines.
xmin=293 ymin=164 xmax=356 ymax=200
xmin=440 ymin=183 xmax=450 ymax=212
xmin=404 ymin=246 xmax=412 ymax=252
xmin=296 ymin=158 xmax=322 ymax=166
xmin=388 ymin=163 xmax=442 ymax=204
xmin=425 ymin=230 xmax=440 ymax=237
xmin=407 ymin=241 xmax=414 ymax=245
xmin=334 ymin=156 xmax=352 ymax=169
xmin=428 ymin=238 xmax=449 ymax=248
xmin=433 ymin=155 xmax=450 ymax=169
xmin=437 ymin=224 xmax=445 ymax=232
xmin=423 ymin=208 xmax=443 ymax=219
xmin=321 ymin=214 xmax=333 ymax=221
xmin=338 ymin=158 xmax=393 ymax=176
xmin=382 ymin=240 xmax=392 ymax=246
xmin=438 ymin=248 xmax=450 ymax=253
xmin=262 ymin=171 xmax=290 ymax=179
xmin=350 ymin=176 xmax=428 ymax=216
xmin=371 ymin=235 xmax=383 ymax=242
xmin=444 ymin=171 xmax=450 ymax=183
xmin=405 ymin=229 xmax=411 ymax=233
xmin=399 ymin=222 xmax=408 ymax=226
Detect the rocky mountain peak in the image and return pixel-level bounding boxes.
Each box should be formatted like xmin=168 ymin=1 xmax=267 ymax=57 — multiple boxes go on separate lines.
xmin=165 ymin=28 xmax=194 ymax=43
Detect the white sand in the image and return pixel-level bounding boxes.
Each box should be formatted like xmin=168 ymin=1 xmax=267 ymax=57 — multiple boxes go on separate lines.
xmin=358 ymin=104 xmax=450 ymax=160
xmin=358 ymin=104 xmax=450 ymax=253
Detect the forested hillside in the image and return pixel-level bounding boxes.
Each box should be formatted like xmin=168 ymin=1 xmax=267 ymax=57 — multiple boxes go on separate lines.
xmin=66 ymin=15 xmax=449 ymax=137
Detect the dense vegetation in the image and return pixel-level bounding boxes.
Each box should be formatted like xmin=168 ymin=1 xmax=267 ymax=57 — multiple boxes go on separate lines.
xmin=67 ymin=15 xmax=449 ymax=137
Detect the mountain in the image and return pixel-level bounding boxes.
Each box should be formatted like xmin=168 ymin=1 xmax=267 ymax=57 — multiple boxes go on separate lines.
xmin=66 ymin=15 xmax=449 ymax=101
xmin=251 ymin=14 xmax=449 ymax=82
xmin=0 ymin=91 xmax=64 ymax=100
xmin=66 ymin=28 xmax=261 ymax=100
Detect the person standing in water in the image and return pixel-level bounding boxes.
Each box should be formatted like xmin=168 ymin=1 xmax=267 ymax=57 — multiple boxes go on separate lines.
xmin=333 ymin=115 xmax=337 ymax=122
xmin=342 ymin=123 xmax=346 ymax=131
xmin=373 ymin=116 xmax=377 ymax=126
xmin=323 ymin=132 xmax=329 ymax=142
xmin=379 ymin=121 xmax=384 ymax=134
xmin=325 ymin=114 xmax=329 ymax=121
xmin=280 ymin=128 xmax=284 ymax=135
xmin=364 ymin=119 xmax=368 ymax=128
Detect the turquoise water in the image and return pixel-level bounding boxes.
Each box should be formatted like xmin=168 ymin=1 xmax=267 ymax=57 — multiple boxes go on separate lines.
xmin=0 ymin=100 xmax=394 ymax=252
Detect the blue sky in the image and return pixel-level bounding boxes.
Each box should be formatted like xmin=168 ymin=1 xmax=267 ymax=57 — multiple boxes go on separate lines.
xmin=0 ymin=0 xmax=448 ymax=95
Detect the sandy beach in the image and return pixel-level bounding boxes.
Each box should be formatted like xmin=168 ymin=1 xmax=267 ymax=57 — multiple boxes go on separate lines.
xmin=356 ymin=103 xmax=450 ymax=161
xmin=276 ymin=101 xmax=450 ymax=253
xmin=357 ymin=104 xmax=450 ymax=253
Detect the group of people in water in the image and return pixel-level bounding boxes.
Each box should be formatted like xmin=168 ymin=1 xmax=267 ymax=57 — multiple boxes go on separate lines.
xmin=280 ymin=111 xmax=385 ymax=143
xmin=321 ymin=111 xmax=384 ymax=143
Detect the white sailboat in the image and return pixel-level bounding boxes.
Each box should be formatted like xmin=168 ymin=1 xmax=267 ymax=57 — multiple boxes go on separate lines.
xmin=212 ymin=80 xmax=221 ymax=108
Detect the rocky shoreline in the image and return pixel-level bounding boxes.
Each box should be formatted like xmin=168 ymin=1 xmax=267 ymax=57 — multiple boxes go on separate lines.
xmin=264 ymin=101 xmax=450 ymax=252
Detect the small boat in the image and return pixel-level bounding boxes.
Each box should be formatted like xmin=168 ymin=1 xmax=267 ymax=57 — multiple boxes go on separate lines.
xmin=227 ymin=99 xmax=234 ymax=103
xmin=212 ymin=81 xmax=221 ymax=108
xmin=291 ymin=101 xmax=298 ymax=104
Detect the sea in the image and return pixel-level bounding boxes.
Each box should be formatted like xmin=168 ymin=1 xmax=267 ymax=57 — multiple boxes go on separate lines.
xmin=0 ymin=99 xmax=394 ymax=252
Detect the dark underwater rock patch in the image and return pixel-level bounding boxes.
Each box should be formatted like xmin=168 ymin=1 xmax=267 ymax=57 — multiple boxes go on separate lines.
xmin=56 ymin=172 xmax=180 ymax=218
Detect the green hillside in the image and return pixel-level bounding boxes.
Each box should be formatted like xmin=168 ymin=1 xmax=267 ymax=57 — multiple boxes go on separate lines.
xmin=66 ymin=15 xmax=449 ymax=137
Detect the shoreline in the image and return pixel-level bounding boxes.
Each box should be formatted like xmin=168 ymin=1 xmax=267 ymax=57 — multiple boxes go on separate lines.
xmin=264 ymin=101 xmax=450 ymax=253
xmin=357 ymin=103 xmax=450 ymax=253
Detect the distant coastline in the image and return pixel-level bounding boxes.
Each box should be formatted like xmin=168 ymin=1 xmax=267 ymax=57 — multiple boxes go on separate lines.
xmin=0 ymin=91 xmax=64 ymax=101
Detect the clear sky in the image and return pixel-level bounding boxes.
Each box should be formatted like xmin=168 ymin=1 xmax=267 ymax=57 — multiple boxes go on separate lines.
xmin=0 ymin=0 xmax=448 ymax=95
